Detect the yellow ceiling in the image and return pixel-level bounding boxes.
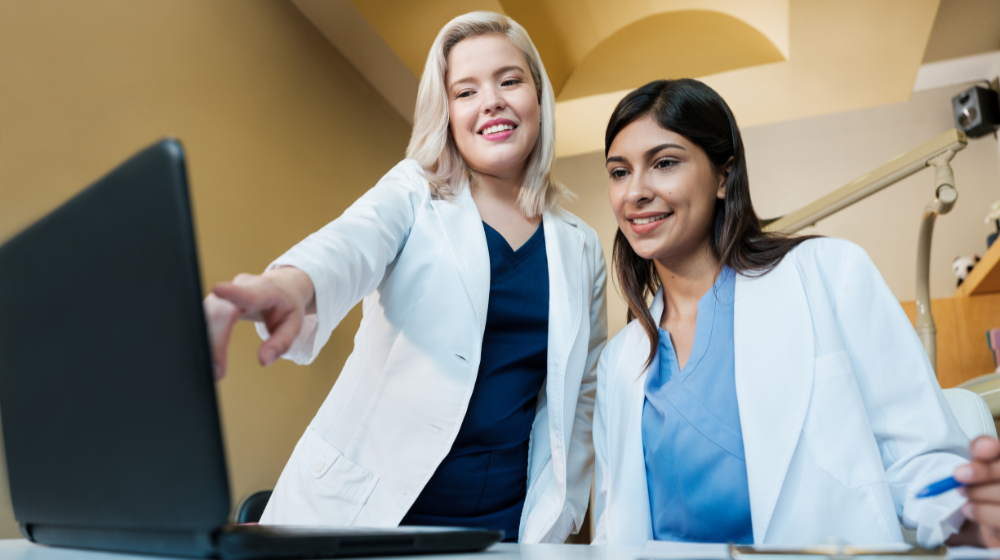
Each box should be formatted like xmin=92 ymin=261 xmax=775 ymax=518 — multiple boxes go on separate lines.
xmin=556 ymin=0 xmax=941 ymax=155
xmin=498 ymin=0 xmax=789 ymax=97
xmin=556 ymin=10 xmax=784 ymax=101
xmin=299 ymin=0 xmax=943 ymax=157
xmin=349 ymin=0 xmax=789 ymax=101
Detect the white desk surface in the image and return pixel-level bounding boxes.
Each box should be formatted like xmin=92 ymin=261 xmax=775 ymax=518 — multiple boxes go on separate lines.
xmin=0 ymin=540 xmax=642 ymax=560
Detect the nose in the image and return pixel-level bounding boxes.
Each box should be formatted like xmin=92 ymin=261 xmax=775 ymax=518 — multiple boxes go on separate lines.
xmin=625 ymin=176 xmax=655 ymax=207
xmin=481 ymin=85 xmax=506 ymax=114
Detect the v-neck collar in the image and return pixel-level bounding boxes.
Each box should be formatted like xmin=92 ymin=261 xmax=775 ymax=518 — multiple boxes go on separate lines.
xmin=482 ymin=220 xmax=545 ymax=267
xmin=657 ymin=267 xmax=734 ymax=382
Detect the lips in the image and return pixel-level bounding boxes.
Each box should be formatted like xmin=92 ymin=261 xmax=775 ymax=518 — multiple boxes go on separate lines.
xmin=627 ymin=211 xmax=674 ymax=234
xmin=477 ymin=118 xmax=517 ymax=139
xmin=630 ymin=213 xmax=670 ymax=225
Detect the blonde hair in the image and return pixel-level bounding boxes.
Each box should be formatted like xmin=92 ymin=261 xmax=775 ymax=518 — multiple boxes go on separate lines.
xmin=406 ymin=11 xmax=566 ymax=217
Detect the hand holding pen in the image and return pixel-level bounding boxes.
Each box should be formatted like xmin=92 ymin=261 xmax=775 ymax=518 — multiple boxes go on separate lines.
xmin=948 ymin=436 xmax=1000 ymax=548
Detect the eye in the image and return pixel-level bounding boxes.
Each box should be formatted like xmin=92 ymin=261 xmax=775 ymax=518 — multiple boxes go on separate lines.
xmin=501 ymin=78 xmax=521 ymax=87
xmin=654 ymin=158 xmax=678 ymax=170
xmin=455 ymin=89 xmax=475 ymax=99
xmin=609 ymin=167 xmax=630 ymax=180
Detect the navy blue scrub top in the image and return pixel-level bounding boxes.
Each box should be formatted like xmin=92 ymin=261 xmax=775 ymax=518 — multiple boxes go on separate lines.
xmin=642 ymin=267 xmax=753 ymax=544
xmin=400 ymin=221 xmax=549 ymax=542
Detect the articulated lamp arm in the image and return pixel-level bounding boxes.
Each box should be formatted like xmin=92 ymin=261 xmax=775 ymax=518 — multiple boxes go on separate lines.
xmin=763 ymin=129 xmax=968 ymax=372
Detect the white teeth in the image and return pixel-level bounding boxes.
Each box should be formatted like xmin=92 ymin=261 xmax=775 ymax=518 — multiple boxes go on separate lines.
xmin=631 ymin=214 xmax=669 ymax=225
xmin=482 ymin=124 xmax=514 ymax=135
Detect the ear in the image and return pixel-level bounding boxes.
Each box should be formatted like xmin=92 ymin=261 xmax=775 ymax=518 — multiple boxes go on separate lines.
xmin=717 ymin=156 xmax=734 ymax=200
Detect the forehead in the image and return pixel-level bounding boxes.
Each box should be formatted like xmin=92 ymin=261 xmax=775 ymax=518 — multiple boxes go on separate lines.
xmin=608 ymin=116 xmax=691 ymax=156
xmin=446 ymin=34 xmax=527 ymax=84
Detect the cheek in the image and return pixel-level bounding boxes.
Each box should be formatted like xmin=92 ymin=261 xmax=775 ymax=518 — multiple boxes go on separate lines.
xmin=608 ymin=183 xmax=628 ymax=223
xmin=448 ymin=102 xmax=475 ymax=137
xmin=512 ymin=93 xmax=540 ymax=134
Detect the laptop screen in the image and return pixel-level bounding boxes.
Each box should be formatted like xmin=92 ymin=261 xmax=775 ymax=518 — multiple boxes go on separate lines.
xmin=0 ymin=140 xmax=231 ymax=532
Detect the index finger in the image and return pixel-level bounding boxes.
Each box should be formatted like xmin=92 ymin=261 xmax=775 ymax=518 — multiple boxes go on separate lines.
xmin=956 ymin=458 xmax=1000 ymax=486
xmin=212 ymin=280 xmax=274 ymax=315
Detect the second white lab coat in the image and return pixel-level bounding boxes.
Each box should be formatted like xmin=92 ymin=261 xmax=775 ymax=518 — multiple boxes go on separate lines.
xmin=592 ymin=238 xmax=969 ymax=548
xmin=255 ymin=160 xmax=608 ymax=543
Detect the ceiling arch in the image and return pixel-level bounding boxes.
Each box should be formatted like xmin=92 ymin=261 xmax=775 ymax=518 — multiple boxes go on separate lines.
xmin=556 ymin=10 xmax=785 ymax=101
xmin=497 ymin=0 xmax=789 ymax=96
xmin=295 ymin=0 xmax=942 ymax=157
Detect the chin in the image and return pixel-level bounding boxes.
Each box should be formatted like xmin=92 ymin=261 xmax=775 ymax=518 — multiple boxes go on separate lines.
xmin=626 ymin=239 xmax=663 ymax=261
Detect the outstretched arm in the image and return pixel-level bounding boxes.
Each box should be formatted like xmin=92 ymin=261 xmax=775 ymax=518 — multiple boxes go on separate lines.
xmin=204 ymin=160 xmax=427 ymax=377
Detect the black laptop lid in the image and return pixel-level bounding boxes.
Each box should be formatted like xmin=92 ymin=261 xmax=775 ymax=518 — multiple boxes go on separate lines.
xmin=0 ymin=139 xmax=230 ymax=532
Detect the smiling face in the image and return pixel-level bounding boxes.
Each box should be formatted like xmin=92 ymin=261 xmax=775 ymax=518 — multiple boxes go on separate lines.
xmin=607 ymin=115 xmax=728 ymax=265
xmin=446 ymin=34 xmax=540 ymax=182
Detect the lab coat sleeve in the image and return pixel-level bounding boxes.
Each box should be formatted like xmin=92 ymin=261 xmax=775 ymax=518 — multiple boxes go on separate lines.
xmin=255 ymin=160 xmax=428 ymax=364
xmin=822 ymin=240 xmax=969 ymax=547
xmin=591 ymin=338 xmax=613 ymax=545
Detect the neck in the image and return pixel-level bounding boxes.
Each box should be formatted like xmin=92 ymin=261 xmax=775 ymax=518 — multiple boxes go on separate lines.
xmin=653 ymin=238 xmax=722 ymax=325
xmin=470 ymin=166 xmax=523 ymax=207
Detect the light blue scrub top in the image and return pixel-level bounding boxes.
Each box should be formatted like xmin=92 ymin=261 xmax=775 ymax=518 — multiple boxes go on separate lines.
xmin=641 ymin=267 xmax=754 ymax=543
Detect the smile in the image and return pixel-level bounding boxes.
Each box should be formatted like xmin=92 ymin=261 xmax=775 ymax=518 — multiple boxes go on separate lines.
xmin=630 ymin=213 xmax=672 ymax=225
xmin=477 ymin=118 xmax=518 ymax=139
xmin=479 ymin=124 xmax=516 ymax=135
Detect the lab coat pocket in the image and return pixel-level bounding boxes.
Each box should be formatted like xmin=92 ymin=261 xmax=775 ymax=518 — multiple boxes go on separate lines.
xmin=805 ymin=351 xmax=886 ymax=489
xmin=299 ymin=427 xmax=379 ymax=525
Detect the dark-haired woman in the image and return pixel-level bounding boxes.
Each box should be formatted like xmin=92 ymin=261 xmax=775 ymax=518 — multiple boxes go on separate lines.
xmin=591 ymin=78 xmax=1000 ymax=547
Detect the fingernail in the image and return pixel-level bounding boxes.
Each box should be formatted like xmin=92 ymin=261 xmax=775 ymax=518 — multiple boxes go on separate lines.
xmin=956 ymin=465 xmax=974 ymax=482
xmin=263 ymin=349 xmax=276 ymax=366
xmin=962 ymin=503 xmax=975 ymax=520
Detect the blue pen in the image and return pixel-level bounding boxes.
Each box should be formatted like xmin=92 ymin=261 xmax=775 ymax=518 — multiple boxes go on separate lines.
xmin=916 ymin=476 xmax=964 ymax=498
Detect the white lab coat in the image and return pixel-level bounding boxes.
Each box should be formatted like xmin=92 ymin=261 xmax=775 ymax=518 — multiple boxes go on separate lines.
xmin=255 ymin=160 xmax=608 ymax=543
xmin=592 ymin=238 xmax=969 ymax=548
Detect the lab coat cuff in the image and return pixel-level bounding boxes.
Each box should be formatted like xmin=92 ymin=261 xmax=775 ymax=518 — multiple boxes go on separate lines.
xmin=917 ymin=492 xmax=966 ymax=547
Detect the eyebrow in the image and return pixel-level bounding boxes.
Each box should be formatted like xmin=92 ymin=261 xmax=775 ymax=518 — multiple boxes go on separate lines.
xmin=449 ymin=65 xmax=527 ymax=89
xmin=645 ymin=143 xmax=686 ymax=158
xmin=606 ymin=143 xmax=686 ymax=165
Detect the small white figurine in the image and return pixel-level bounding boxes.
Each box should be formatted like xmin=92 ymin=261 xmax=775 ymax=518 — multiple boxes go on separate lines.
xmin=953 ymin=255 xmax=981 ymax=287
xmin=986 ymin=199 xmax=1000 ymax=225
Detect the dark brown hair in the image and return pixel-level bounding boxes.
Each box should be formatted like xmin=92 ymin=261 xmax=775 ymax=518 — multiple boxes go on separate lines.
xmin=606 ymin=79 xmax=816 ymax=367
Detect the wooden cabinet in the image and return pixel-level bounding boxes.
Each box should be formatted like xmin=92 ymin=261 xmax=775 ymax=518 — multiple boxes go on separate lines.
xmin=900 ymin=294 xmax=1000 ymax=388
xmin=956 ymin=232 xmax=1000 ymax=297
xmin=900 ymin=239 xmax=1000 ymax=388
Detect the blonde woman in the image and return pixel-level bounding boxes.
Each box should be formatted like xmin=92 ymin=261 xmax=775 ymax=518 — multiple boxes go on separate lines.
xmin=203 ymin=12 xmax=607 ymax=543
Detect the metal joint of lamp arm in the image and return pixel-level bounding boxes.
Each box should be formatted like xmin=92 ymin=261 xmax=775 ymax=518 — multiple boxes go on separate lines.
xmin=763 ymin=130 xmax=968 ymax=373
xmin=764 ymin=130 xmax=967 ymax=235
xmin=915 ymin=151 xmax=959 ymax=373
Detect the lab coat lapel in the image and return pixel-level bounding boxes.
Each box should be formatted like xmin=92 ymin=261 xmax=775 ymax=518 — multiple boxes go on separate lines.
xmin=542 ymin=209 xmax=584 ymax=476
xmin=431 ymin=187 xmax=490 ymax=337
xmin=734 ymin=261 xmax=815 ymax=544
xmin=614 ymin=292 xmax=662 ymax=543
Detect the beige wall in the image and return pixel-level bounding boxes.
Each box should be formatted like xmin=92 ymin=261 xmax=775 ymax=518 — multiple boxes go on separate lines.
xmin=743 ymin=85 xmax=1000 ymax=301
xmin=0 ymin=0 xmax=410 ymax=538
xmin=555 ymin=84 xmax=1000 ymax=341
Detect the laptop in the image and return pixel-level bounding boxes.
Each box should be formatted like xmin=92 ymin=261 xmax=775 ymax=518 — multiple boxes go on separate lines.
xmin=0 ymin=139 xmax=503 ymax=558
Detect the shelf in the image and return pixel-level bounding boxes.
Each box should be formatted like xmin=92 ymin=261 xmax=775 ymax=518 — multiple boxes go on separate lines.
xmin=955 ymin=235 xmax=1000 ymax=297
